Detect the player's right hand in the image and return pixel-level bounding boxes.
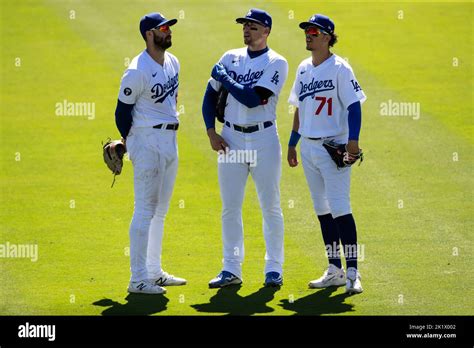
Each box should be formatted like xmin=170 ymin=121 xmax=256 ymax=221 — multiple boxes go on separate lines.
xmin=207 ymin=129 xmax=229 ymax=152
xmin=287 ymin=146 xmax=299 ymax=167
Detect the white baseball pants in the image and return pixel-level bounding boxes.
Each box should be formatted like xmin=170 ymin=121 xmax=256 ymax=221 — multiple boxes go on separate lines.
xmin=218 ymin=123 xmax=284 ymax=279
xmin=126 ymin=126 xmax=178 ymax=282
xmin=300 ymin=136 xmax=352 ymax=218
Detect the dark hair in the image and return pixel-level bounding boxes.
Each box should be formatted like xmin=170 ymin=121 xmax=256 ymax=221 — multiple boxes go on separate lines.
xmin=329 ymin=33 xmax=338 ymax=47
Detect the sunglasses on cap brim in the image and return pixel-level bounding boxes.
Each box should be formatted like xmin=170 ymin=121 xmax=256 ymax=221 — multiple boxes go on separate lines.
xmin=152 ymin=24 xmax=171 ymax=33
xmin=304 ymin=26 xmax=330 ymax=36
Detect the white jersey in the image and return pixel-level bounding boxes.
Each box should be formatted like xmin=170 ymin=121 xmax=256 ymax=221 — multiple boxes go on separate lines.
xmin=288 ymin=54 xmax=366 ymax=139
xmin=209 ymin=47 xmax=288 ymax=125
xmin=118 ymin=50 xmax=180 ymax=128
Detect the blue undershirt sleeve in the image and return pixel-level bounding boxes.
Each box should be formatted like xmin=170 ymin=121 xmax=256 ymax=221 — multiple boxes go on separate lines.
xmin=220 ymin=75 xmax=262 ymax=108
xmin=202 ymin=82 xmax=219 ymax=130
xmin=347 ymin=101 xmax=362 ymax=141
xmin=115 ymin=99 xmax=134 ymax=139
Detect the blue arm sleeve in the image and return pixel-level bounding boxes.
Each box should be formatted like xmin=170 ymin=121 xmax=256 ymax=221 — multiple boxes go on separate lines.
xmin=348 ymin=101 xmax=362 ymax=141
xmin=202 ymin=82 xmax=219 ymax=130
xmin=115 ymin=99 xmax=134 ymax=139
xmin=220 ymin=75 xmax=261 ymax=108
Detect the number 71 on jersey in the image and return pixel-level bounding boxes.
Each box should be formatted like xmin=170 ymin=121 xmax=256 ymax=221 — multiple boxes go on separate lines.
xmin=314 ymin=96 xmax=333 ymax=116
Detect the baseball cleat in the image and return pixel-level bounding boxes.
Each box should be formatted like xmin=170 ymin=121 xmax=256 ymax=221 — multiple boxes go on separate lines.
xmin=308 ymin=264 xmax=346 ymax=288
xmin=208 ymin=271 xmax=242 ymax=288
xmin=153 ymin=272 xmax=187 ymax=286
xmin=128 ymin=280 xmax=167 ymax=294
xmin=345 ymin=267 xmax=363 ymax=294
xmin=264 ymin=272 xmax=283 ymax=287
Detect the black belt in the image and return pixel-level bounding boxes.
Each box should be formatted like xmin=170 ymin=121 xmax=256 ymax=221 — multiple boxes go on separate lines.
xmin=225 ymin=121 xmax=273 ymax=133
xmin=153 ymin=123 xmax=179 ymax=130
xmin=308 ymin=136 xmax=335 ymax=141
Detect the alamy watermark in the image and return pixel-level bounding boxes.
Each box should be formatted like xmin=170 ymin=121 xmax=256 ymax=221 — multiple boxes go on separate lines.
xmin=380 ymin=99 xmax=420 ymax=120
xmin=0 ymin=242 xmax=38 ymax=262
xmin=325 ymin=242 xmax=365 ymax=261
xmin=218 ymin=149 xmax=257 ymax=167
xmin=18 ymin=322 xmax=55 ymax=341
xmin=55 ymin=99 xmax=95 ymax=120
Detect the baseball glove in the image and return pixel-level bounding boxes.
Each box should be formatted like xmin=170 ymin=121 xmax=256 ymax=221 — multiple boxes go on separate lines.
xmin=216 ymin=87 xmax=228 ymax=123
xmin=102 ymin=138 xmax=126 ymax=187
xmin=322 ymin=140 xmax=364 ymax=169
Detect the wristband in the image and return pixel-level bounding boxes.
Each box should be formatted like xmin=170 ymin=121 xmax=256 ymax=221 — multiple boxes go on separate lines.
xmin=288 ymin=130 xmax=301 ymax=147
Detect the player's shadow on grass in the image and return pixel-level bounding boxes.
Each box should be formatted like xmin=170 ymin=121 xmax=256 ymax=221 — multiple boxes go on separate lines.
xmin=93 ymin=294 xmax=169 ymax=316
xmin=191 ymin=285 xmax=279 ymax=315
xmin=279 ymin=287 xmax=354 ymax=315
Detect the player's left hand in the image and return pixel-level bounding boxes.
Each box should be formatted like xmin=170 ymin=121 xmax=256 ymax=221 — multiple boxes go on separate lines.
xmin=211 ymin=63 xmax=228 ymax=82
xmin=346 ymin=140 xmax=360 ymax=156
xmin=344 ymin=140 xmax=363 ymax=165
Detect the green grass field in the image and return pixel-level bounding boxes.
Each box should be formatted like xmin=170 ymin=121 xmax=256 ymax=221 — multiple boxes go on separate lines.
xmin=1 ymin=0 xmax=472 ymax=316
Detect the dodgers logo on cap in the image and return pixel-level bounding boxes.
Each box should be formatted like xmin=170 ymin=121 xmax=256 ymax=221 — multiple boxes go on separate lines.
xmin=139 ymin=12 xmax=178 ymax=39
xmin=236 ymin=8 xmax=272 ymax=28
xmin=299 ymin=14 xmax=335 ymax=34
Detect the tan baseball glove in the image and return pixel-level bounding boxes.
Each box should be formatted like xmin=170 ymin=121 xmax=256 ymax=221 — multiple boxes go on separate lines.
xmin=102 ymin=138 xmax=126 ymax=187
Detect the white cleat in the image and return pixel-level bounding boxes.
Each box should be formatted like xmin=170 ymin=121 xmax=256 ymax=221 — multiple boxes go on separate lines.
xmin=345 ymin=267 xmax=363 ymax=294
xmin=308 ymin=264 xmax=346 ymax=288
xmin=128 ymin=280 xmax=167 ymax=294
xmin=153 ymin=271 xmax=187 ymax=286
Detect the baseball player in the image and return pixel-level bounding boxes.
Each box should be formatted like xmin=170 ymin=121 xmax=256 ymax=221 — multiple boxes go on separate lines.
xmin=114 ymin=12 xmax=186 ymax=294
xmin=202 ymin=9 xmax=288 ymax=287
xmin=287 ymin=14 xmax=366 ymax=294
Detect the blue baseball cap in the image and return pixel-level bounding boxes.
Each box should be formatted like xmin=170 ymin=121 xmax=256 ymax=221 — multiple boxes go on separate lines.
xmin=299 ymin=14 xmax=335 ymax=35
xmin=140 ymin=12 xmax=177 ymax=39
xmin=236 ymin=8 xmax=272 ymax=28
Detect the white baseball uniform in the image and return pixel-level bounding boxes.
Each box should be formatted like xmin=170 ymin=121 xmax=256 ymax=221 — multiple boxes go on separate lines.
xmin=118 ymin=49 xmax=180 ymax=282
xmin=288 ymin=54 xmax=366 ymax=218
xmin=209 ymin=47 xmax=288 ymax=278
